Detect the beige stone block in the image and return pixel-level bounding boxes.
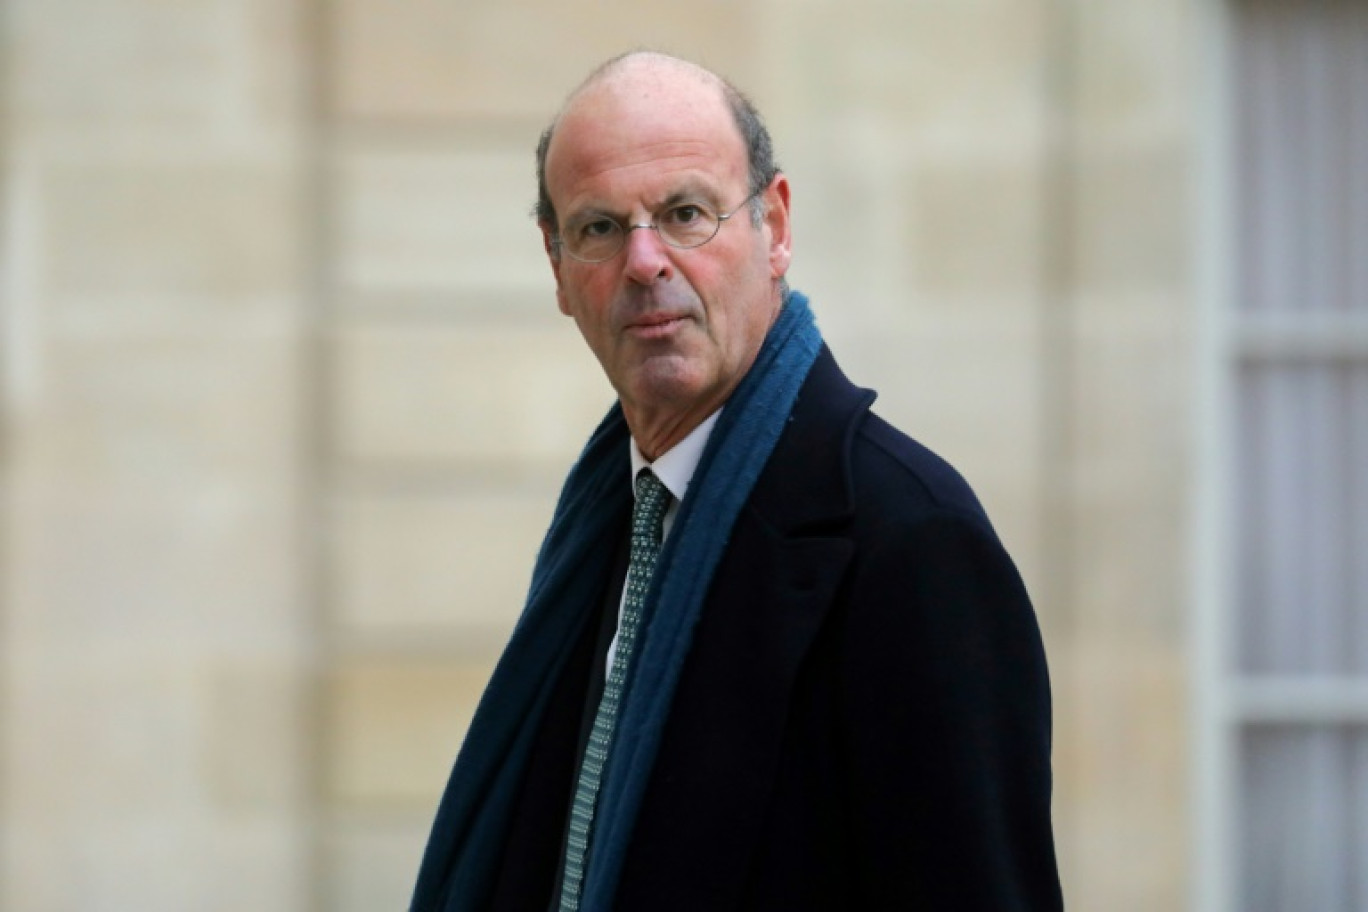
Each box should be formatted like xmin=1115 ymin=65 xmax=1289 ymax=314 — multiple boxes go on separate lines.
xmin=16 ymin=324 xmax=301 ymax=486
xmin=1073 ymin=146 xmax=1189 ymax=293
xmin=1071 ymin=298 xmax=1190 ymax=466
xmin=3 ymin=325 xmax=304 ymax=648
xmin=1073 ymin=0 xmax=1191 ymax=140
xmin=5 ymin=484 xmax=302 ymax=649
xmin=332 ymin=0 xmax=759 ymax=122
xmin=325 ymin=658 xmax=492 ymax=809
xmin=780 ymin=166 xmax=896 ymax=327
xmin=831 ymin=311 xmax=1043 ymax=493
xmin=0 ymin=823 xmax=76 ymax=911
xmin=766 ymin=0 xmax=1053 ymax=317
xmin=198 ymin=819 xmax=312 ymax=912
xmin=245 ymin=0 xmax=312 ymax=138
xmin=41 ymin=162 xmax=302 ymax=300
xmin=9 ymin=0 xmax=304 ymax=141
xmin=0 ymin=648 xmax=312 ymax=911
xmin=1071 ymin=477 xmax=1186 ymax=643
xmin=1053 ymin=635 xmax=1188 ymax=911
xmin=1068 ymin=298 xmax=1191 ymax=641
xmin=332 ymin=319 xmax=612 ymax=471
xmin=336 ymin=147 xmax=550 ymax=299
xmin=4 ymin=652 xmax=202 ymax=819
xmin=329 ymin=487 xmax=554 ymax=642
xmin=768 ymin=0 xmax=1047 ymax=144
xmin=204 ymin=660 xmax=310 ymax=811
xmin=912 ymin=156 xmax=1047 ymax=296
xmin=786 ymin=155 xmax=1047 ymax=334
xmin=0 ymin=817 xmax=309 ymax=912
xmin=325 ymin=818 xmax=432 ymax=912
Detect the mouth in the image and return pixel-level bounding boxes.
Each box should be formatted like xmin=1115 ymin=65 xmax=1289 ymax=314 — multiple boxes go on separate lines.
xmin=625 ymin=312 xmax=691 ymax=339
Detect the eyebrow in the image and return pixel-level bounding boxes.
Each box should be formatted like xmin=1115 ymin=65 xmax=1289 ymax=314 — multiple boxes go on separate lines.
xmin=656 ymin=183 xmax=720 ymax=210
xmin=562 ymin=182 xmax=722 ymax=228
xmin=562 ymin=206 xmax=619 ymax=231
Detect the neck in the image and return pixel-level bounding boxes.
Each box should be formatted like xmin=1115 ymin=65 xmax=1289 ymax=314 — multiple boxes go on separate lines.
xmin=624 ymin=400 xmax=714 ymax=463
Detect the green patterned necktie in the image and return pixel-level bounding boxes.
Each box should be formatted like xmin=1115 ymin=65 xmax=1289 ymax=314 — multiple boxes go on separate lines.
xmin=558 ymin=469 xmax=670 ymax=912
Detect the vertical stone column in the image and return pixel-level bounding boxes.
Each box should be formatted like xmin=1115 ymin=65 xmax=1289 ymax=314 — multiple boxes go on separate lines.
xmin=1048 ymin=0 xmax=1196 ymax=907
xmin=0 ymin=2 xmax=313 ymax=909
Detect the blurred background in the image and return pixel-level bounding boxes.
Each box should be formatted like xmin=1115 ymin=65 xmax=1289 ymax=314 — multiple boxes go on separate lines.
xmin=0 ymin=0 xmax=1364 ymax=909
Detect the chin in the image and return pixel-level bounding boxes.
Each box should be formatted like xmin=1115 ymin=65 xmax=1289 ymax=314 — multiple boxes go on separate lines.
xmin=627 ymin=359 xmax=713 ymax=409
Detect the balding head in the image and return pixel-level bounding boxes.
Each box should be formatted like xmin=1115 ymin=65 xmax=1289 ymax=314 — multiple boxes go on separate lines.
xmin=580 ymin=50 xmax=723 ymax=99
xmin=535 ymin=52 xmax=779 ymax=234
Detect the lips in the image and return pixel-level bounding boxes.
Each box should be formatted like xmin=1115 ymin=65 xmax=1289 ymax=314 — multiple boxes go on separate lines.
xmin=625 ymin=312 xmax=691 ymax=337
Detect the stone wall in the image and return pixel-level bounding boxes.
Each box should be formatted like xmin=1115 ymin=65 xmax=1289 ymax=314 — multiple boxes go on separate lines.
xmin=0 ymin=1 xmax=1196 ymax=908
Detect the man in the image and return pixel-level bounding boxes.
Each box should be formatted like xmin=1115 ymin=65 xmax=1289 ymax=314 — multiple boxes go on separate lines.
xmin=412 ymin=52 xmax=1062 ymax=912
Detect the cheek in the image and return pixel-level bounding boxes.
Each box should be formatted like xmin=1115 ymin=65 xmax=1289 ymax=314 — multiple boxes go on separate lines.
xmin=559 ymin=273 xmax=609 ymax=325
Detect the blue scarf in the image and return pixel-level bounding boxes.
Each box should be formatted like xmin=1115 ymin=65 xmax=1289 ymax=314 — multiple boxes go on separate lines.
xmin=411 ymin=291 xmax=823 ymax=911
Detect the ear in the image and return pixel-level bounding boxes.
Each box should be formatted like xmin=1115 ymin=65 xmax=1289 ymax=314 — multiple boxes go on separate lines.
xmin=541 ymin=223 xmax=571 ymax=315
xmin=764 ymin=174 xmax=793 ymax=280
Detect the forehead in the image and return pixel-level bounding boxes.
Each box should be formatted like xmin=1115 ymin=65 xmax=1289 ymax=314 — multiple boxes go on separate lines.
xmin=545 ymin=64 xmax=748 ymax=209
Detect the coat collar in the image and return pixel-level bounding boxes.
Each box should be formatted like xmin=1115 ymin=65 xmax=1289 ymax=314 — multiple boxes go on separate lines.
xmin=746 ymin=344 xmax=878 ymax=536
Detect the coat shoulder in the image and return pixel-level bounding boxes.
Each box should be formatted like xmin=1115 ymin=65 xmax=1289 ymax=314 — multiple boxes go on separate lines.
xmin=851 ymin=410 xmax=996 ymax=535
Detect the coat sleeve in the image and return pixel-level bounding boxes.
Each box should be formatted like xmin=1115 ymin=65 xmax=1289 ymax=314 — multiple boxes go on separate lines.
xmin=837 ymin=509 xmax=1063 ymax=911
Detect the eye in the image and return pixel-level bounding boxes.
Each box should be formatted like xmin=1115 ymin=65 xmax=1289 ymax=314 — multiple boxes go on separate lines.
xmin=576 ymin=218 xmax=618 ymax=241
xmin=662 ymin=203 xmax=706 ymax=226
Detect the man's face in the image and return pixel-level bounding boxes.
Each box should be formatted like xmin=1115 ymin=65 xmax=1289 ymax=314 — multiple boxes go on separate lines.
xmin=541 ymin=63 xmax=791 ymax=442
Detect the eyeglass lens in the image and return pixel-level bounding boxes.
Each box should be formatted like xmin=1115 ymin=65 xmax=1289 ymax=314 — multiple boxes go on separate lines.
xmin=564 ymin=202 xmax=722 ymax=262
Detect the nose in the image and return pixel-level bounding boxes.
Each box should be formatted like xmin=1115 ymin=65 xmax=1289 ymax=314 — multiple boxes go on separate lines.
xmin=620 ymin=224 xmax=674 ymax=285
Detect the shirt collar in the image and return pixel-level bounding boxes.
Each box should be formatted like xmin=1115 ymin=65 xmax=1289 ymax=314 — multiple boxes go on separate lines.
xmin=629 ymin=410 xmax=721 ymax=503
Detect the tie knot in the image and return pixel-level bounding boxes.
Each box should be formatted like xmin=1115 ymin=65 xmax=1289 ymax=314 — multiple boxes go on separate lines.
xmin=635 ymin=467 xmax=666 ymax=503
